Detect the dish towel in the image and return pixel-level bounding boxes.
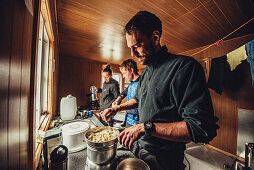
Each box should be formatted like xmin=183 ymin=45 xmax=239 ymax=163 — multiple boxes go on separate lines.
xmin=207 ymin=55 xmax=227 ymax=95
xmin=246 ymin=39 xmax=254 ymax=87
xmin=226 ymin=45 xmax=248 ymax=71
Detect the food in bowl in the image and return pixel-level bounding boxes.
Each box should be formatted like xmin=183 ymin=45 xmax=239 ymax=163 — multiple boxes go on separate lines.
xmin=87 ymin=128 xmax=116 ymax=142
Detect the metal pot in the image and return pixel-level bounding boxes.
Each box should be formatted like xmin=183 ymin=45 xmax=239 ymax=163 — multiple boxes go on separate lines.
xmin=85 ymin=127 xmax=119 ymax=165
xmin=117 ymin=158 xmax=150 ymax=170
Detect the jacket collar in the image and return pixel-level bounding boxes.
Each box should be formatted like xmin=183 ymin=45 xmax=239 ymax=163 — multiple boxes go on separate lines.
xmin=147 ymin=46 xmax=168 ymax=68
xmin=131 ymin=76 xmax=140 ymax=83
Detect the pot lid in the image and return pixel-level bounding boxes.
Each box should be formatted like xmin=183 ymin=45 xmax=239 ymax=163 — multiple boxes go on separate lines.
xmin=62 ymin=121 xmax=90 ymax=135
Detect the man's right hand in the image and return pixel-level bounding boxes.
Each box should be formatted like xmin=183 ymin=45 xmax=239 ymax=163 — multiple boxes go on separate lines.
xmin=100 ymin=105 xmax=120 ymax=122
xmin=112 ymin=97 xmax=121 ymax=107
xmin=111 ymin=101 xmax=117 ymax=107
xmin=101 ymin=99 xmax=138 ymax=121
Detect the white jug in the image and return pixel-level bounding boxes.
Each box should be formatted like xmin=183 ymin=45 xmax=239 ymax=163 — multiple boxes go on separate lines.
xmin=60 ymin=95 xmax=77 ymax=121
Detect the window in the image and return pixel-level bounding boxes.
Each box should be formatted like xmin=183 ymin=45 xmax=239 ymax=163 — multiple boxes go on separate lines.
xmin=35 ymin=13 xmax=50 ymax=130
xmin=34 ymin=0 xmax=55 ymax=168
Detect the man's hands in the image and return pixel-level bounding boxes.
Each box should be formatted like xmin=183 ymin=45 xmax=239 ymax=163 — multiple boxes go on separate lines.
xmin=119 ymin=123 xmax=145 ymax=149
xmin=100 ymin=99 xmax=144 ymax=149
xmin=100 ymin=105 xmax=120 ymax=121
xmin=112 ymin=97 xmax=122 ymax=107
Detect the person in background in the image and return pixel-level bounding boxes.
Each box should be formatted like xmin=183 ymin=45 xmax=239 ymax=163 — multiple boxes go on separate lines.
xmin=97 ymin=64 xmax=120 ymax=111
xmin=112 ymin=59 xmax=140 ymax=127
xmin=101 ymin=11 xmax=219 ymax=170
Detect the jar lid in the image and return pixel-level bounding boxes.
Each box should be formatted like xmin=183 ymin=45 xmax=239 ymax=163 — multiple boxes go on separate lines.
xmin=50 ymin=145 xmax=68 ymax=163
xmin=62 ymin=122 xmax=90 ymax=135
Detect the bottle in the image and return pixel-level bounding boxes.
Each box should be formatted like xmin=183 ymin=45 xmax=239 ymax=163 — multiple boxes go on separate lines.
xmin=90 ymin=86 xmax=98 ymax=101
xmin=50 ymin=145 xmax=68 ymax=170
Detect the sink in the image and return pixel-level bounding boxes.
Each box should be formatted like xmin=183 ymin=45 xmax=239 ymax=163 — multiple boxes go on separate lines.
xmin=184 ymin=143 xmax=236 ymax=170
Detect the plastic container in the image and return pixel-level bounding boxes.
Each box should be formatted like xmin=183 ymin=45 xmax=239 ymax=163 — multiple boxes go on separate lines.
xmin=62 ymin=121 xmax=90 ymax=152
xmin=60 ymin=95 xmax=77 ymax=121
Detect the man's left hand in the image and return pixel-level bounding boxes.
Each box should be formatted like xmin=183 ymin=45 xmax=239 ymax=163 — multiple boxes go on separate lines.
xmin=119 ymin=123 xmax=145 ymax=149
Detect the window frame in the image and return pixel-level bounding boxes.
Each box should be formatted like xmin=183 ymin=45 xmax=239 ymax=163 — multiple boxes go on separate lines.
xmin=33 ymin=0 xmax=55 ymax=169
xmin=35 ymin=13 xmax=50 ymax=130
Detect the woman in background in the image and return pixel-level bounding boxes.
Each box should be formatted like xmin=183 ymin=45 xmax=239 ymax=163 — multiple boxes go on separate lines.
xmin=97 ymin=65 xmax=120 ymax=111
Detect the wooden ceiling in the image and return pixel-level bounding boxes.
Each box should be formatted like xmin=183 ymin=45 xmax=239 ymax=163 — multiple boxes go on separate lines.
xmin=56 ymin=0 xmax=254 ymax=67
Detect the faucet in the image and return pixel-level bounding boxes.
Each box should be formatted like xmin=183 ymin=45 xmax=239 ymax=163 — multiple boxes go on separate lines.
xmin=245 ymin=143 xmax=254 ymax=170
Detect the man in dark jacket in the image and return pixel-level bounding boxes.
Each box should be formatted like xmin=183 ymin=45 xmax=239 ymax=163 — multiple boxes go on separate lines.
xmin=101 ymin=11 xmax=219 ymax=170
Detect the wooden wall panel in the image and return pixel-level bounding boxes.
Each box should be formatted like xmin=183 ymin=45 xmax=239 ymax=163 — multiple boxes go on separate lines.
xmin=57 ymin=56 xmax=124 ymax=113
xmin=8 ymin=1 xmax=25 ymax=168
xmin=181 ymin=33 xmax=254 ymax=154
xmin=210 ymin=60 xmax=254 ymax=154
xmin=0 ymin=0 xmax=59 ymax=169
xmin=0 ymin=1 xmax=13 ymax=169
xmin=20 ymin=4 xmax=34 ymax=169
xmin=58 ymin=56 xmax=102 ymax=111
xmin=180 ymin=33 xmax=254 ymax=59
xmin=0 ymin=0 xmax=60 ymax=169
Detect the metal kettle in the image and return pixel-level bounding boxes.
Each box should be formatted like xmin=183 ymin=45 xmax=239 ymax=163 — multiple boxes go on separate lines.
xmin=245 ymin=143 xmax=254 ymax=170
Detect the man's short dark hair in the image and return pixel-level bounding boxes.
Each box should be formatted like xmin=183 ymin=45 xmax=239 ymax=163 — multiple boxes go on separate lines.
xmin=120 ymin=59 xmax=139 ymax=74
xmin=125 ymin=11 xmax=162 ymax=38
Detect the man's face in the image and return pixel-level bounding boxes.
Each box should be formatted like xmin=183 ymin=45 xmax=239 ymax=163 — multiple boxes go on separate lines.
xmin=120 ymin=67 xmax=133 ymax=82
xmin=102 ymin=72 xmax=111 ymax=83
xmin=126 ymin=31 xmax=156 ymax=65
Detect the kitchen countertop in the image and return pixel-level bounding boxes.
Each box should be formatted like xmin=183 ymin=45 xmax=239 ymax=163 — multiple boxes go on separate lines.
xmin=67 ymin=143 xmax=239 ymax=170
xmin=63 ymin=116 xmax=132 ymax=170
xmin=68 ymin=144 xmax=135 ymax=170
xmin=50 ymin=116 xmax=239 ymax=170
xmin=68 ymin=148 xmax=87 ymax=170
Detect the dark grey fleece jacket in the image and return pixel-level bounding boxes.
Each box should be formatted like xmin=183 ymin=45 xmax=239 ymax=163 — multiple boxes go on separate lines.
xmin=99 ymin=78 xmax=120 ymax=111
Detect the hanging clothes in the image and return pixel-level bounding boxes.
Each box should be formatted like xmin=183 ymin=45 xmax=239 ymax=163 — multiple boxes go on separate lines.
xmin=207 ymin=55 xmax=227 ymax=95
xmin=226 ymin=45 xmax=248 ymax=71
xmin=246 ymin=39 xmax=254 ymax=87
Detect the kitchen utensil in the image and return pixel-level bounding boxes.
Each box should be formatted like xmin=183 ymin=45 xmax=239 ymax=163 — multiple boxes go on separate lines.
xmin=117 ymin=158 xmax=150 ymax=170
xmin=85 ymin=127 xmax=119 ymax=165
xmin=60 ymin=94 xmax=77 ymax=121
xmin=90 ymin=86 xmax=98 ymax=101
xmin=61 ymin=121 xmax=90 ymax=153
